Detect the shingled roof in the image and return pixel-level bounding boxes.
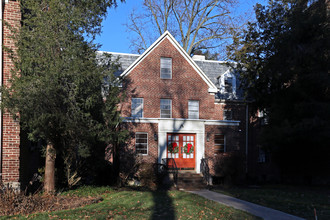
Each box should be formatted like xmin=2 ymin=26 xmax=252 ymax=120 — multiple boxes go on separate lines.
xmin=96 ymin=51 xmax=243 ymax=100
xmin=193 ymin=60 xmax=231 ymax=87
xmin=96 ymin=51 xmax=139 ymax=77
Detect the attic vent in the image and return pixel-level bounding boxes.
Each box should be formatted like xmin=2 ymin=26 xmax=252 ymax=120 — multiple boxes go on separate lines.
xmin=192 ymin=55 xmax=205 ymax=61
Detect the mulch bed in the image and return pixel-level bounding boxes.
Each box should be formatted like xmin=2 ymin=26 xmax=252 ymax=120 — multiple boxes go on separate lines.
xmin=0 ymin=194 xmax=103 ymax=217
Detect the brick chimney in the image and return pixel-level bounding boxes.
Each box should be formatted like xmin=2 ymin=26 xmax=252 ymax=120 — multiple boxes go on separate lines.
xmin=1 ymin=0 xmax=21 ymax=189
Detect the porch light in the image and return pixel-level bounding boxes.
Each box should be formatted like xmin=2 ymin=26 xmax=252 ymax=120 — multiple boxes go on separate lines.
xmin=154 ymin=134 xmax=158 ymax=141
xmin=207 ymin=133 xmax=210 ymax=142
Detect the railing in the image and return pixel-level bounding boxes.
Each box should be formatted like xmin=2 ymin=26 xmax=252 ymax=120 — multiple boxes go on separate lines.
xmin=201 ymin=157 xmax=211 ymax=185
xmin=153 ymin=163 xmax=168 ymax=175
xmin=162 ymin=158 xmax=178 ymax=185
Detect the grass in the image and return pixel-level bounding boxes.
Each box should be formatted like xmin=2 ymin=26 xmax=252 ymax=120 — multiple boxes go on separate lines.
xmin=213 ymin=185 xmax=330 ymax=220
xmin=3 ymin=186 xmax=261 ymax=220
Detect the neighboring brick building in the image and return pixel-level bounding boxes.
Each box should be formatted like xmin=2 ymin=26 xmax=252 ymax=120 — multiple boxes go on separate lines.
xmin=0 ymin=0 xmax=21 ymax=189
xmin=99 ymin=31 xmax=250 ymax=183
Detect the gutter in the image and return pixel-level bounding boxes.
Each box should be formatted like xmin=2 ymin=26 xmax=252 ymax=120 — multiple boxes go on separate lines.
xmin=122 ymin=117 xmax=240 ymax=126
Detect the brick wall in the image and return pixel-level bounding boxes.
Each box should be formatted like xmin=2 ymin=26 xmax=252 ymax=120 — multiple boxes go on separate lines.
xmin=121 ymin=38 xmax=222 ymax=120
xmin=123 ymin=122 xmax=159 ymax=163
xmin=120 ymin=122 xmax=158 ymax=177
xmin=120 ymin=36 xmax=249 ymax=180
xmin=205 ymin=125 xmax=243 ymax=175
xmin=204 ymin=102 xmax=247 ymax=180
xmin=1 ymin=0 xmax=21 ymax=186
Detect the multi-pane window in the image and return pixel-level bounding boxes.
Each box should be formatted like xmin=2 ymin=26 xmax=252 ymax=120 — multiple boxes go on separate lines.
xmin=160 ymin=99 xmax=172 ymax=118
xmin=224 ymin=76 xmax=233 ymax=93
xmin=131 ymin=98 xmax=143 ymax=118
xmin=160 ymin=57 xmax=172 ymax=79
xmin=223 ymin=109 xmax=232 ymax=120
xmin=188 ymin=100 xmax=199 ymax=119
xmin=214 ymin=134 xmax=225 ymax=153
xmin=135 ymin=133 xmax=148 ymax=154
xmin=218 ymin=73 xmax=237 ymax=99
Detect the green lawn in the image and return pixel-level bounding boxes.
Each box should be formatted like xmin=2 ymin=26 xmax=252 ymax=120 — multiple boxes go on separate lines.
xmin=3 ymin=186 xmax=261 ymax=220
xmin=213 ymin=185 xmax=330 ymax=220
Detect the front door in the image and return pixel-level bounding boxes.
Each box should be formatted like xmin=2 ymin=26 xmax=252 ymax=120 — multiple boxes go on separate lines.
xmin=167 ymin=133 xmax=195 ymax=169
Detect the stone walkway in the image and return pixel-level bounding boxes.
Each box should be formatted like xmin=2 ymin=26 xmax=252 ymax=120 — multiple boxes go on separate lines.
xmin=189 ymin=189 xmax=305 ymax=220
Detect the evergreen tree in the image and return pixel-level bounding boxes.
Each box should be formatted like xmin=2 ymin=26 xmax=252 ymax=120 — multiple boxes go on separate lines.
xmin=1 ymin=0 xmax=125 ymax=192
xmin=229 ymin=0 xmax=330 ymax=181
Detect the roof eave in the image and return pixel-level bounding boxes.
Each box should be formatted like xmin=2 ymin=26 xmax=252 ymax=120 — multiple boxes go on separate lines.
xmin=120 ymin=31 xmax=217 ymax=92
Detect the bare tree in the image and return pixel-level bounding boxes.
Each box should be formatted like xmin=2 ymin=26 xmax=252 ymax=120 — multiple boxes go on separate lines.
xmin=126 ymin=0 xmax=242 ymax=57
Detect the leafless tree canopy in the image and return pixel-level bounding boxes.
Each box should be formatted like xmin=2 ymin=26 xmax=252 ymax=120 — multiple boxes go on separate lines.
xmin=126 ymin=0 xmax=243 ymax=58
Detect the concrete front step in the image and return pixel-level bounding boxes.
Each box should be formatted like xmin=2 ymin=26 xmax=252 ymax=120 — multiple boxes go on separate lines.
xmin=176 ymin=172 xmax=206 ymax=190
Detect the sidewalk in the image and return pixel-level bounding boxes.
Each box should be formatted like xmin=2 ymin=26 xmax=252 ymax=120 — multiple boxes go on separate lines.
xmin=189 ymin=189 xmax=305 ymax=220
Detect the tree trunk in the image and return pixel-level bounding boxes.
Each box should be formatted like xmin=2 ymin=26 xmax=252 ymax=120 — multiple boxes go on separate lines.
xmin=44 ymin=142 xmax=56 ymax=194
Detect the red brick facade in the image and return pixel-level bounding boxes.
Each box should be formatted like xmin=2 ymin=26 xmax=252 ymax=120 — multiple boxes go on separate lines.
xmin=119 ymin=32 xmax=249 ymax=181
xmin=1 ymin=0 xmax=21 ymax=187
xmin=121 ymin=38 xmax=222 ymax=120
xmin=124 ymin=122 xmax=159 ymax=164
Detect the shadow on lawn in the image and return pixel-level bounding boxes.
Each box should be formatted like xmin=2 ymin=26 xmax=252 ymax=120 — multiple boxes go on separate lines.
xmin=151 ymin=185 xmax=175 ymax=220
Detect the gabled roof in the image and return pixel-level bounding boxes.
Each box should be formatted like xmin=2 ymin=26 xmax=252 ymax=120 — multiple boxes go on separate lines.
xmin=120 ymin=31 xmax=218 ymax=93
xmin=97 ymin=51 xmax=234 ymax=87
xmin=96 ymin=32 xmax=244 ymax=100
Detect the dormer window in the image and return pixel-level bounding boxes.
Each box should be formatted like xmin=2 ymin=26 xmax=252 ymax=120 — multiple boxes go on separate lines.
xmin=224 ymin=77 xmax=233 ymax=93
xmin=219 ymin=71 xmax=237 ymax=99
xmin=160 ymin=57 xmax=172 ymax=79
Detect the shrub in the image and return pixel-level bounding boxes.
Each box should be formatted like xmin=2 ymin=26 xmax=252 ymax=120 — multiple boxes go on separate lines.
xmin=213 ymin=152 xmax=245 ymax=186
xmin=0 ymin=184 xmax=45 ymax=216
xmin=138 ymin=162 xmax=157 ymax=189
xmin=0 ymin=183 xmax=103 ymax=216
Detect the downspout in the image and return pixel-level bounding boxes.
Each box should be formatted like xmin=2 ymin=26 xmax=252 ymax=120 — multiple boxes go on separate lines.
xmin=0 ymin=0 xmax=4 ymax=182
xmin=245 ymin=104 xmax=249 ymax=174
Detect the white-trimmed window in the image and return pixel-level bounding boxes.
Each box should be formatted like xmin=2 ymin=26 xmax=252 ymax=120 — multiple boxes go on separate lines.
xmin=223 ymin=109 xmax=232 ymax=120
xmin=135 ymin=133 xmax=148 ymax=155
xmin=131 ymin=98 xmax=143 ymax=118
xmin=160 ymin=99 xmax=172 ymax=118
xmin=188 ymin=100 xmax=199 ymax=119
xmin=219 ymin=71 xmax=237 ymax=99
xmin=160 ymin=57 xmax=172 ymax=79
xmin=225 ymin=76 xmax=233 ymax=93
xmin=214 ymin=134 xmax=225 ymax=154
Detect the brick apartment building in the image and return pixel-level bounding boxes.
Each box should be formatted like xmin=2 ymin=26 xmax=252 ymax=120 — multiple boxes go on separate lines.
xmin=1 ymin=1 xmax=275 ymax=189
xmin=98 ymin=31 xmax=251 ymax=183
